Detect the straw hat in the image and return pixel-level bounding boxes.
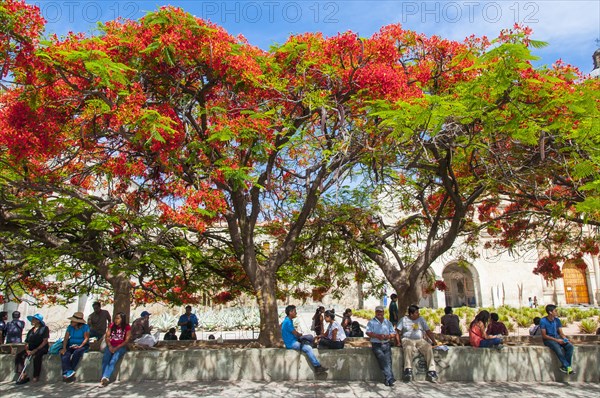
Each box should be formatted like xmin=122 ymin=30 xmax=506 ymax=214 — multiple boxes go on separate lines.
xmin=68 ymin=311 xmax=87 ymax=324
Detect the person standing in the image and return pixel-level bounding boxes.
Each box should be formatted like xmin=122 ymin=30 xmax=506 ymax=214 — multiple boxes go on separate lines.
xmin=87 ymin=302 xmax=111 ymax=340
xmin=100 ymin=312 xmax=131 ymax=387
xmin=397 ymin=305 xmax=438 ymax=383
xmin=366 ymin=305 xmax=396 ymax=386
xmin=281 ymin=305 xmax=328 ymax=374
xmin=311 ymin=306 xmax=325 ymax=337
xmin=178 ymin=305 xmax=199 ymax=340
xmin=60 ymin=311 xmax=90 ymax=380
xmin=14 ymin=314 xmax=49 ymax=384
xmin=540 ymin=304 xmax=575 ymax=374
xmin=5 ymin=311 xmax=25 ymax=343
xmin=388 ymin=294 xmax=399 ymax=325
xmin=0 ymin=311 xmax=8 ymax=344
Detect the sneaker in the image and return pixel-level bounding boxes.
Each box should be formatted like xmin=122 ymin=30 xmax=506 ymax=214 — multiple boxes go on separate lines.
xmin=494 ymin=344 xmax=504 ymax=351
xmin=100 ymin=377 xmax=110 ymax=386
xmin=385 ymin=378 xmax=396 ymax=387
xmin=65 ymin=370 xmax=75 ymax=379
xmin=567 ymin=367 xmax=575 ymax=375
xmin=314 ymin=366 xmax=328 ymax=374
xmin=403 ymin=368 xmax=413 ymax=382
xmin=16 ymin=376 xmax=30 ymax=385
xmin=559 ymin=366 xmax=568 ymax=374
xmin=427 ymin=371 xmax=438 ymax=383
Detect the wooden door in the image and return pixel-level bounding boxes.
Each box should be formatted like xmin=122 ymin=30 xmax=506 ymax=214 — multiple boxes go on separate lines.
xmin=563 ymin=262 xmax=590 ymax=304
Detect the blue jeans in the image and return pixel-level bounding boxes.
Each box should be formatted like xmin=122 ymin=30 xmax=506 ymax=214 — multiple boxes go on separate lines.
xmin=371 ymin=342 xmax=394 ymax=383
xmin=60 ymin=345 xmax=89 ymax=373
xmin=289 ymin=341 xmax=320 ymax=367
xmin=543 ymin=340 xmax=574 ymax=368
xmin=479 ymin=338 xmax=503 ymax=348
xmin=102 ymin=346 xmax=127 ymax=379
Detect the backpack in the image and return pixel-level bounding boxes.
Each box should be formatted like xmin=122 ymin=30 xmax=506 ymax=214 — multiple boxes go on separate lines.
xmin=49 ymin=338 xmax=64 ymax=355
xmin=6 ymin=320 xmax=24 ymax=342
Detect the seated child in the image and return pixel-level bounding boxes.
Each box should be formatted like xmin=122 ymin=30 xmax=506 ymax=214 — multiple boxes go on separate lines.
xmin=529 ymin=317 xmax=542 ymax=336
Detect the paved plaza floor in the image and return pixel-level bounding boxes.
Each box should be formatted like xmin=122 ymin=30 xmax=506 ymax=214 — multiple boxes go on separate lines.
xmin=1 ymin=380 xmax=598 ymax=397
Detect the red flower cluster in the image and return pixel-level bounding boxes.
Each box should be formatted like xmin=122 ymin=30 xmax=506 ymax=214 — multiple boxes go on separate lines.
xmin=533 ymin=255 xmax=563 ymax=281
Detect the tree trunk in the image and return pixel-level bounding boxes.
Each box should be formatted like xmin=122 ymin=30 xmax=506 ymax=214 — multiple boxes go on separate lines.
xmin=357 ymin=280 xmax=364 ymax=310
xmin=255 ymin=272 xmax=281 ymax=347
xmin=394 ymin=280 xmax=421 ymax=317
xmin=111 ymin=276 xmax=131 ymax=323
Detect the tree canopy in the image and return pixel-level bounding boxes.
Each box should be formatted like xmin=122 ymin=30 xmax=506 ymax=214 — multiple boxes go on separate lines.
xmin=1 ymin=1 xmax=598 ymax=344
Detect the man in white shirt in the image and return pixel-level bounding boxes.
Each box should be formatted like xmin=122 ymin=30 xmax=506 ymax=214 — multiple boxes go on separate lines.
xmin=396 ymin=305 xmax=438 ymax=383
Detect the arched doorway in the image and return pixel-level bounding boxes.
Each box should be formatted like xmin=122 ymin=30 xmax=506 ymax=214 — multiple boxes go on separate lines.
xmin=563 ymin=261 xmax=591 ymax=304
xmin=442 ymin=263 xmax=479 ymax=307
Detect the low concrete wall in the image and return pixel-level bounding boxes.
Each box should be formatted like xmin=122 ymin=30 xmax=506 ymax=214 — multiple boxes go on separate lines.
xmin=1 ymin=345 xmax=598 ymax=383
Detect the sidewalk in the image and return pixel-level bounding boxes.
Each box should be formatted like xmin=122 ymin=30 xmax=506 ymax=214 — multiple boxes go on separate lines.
xmin=1 ymin=380 xmax=598 ymax=397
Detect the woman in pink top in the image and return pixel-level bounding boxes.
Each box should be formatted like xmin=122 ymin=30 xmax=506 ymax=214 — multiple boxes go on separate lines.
xmin=100 ymin=312 xmax=131 ymax=387
xmin=469 ymin=310 xmax=503 ymax=349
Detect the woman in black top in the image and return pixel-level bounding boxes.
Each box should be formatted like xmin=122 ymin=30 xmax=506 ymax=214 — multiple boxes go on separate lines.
xmin=15 ymin=314 xmax=49 ymax=384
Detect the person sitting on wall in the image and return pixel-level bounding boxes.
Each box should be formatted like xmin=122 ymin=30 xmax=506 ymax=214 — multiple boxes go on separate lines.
xmin=15 ymin=314 xmax=49 ymax=385
xmin=341 ymin=308 xmax=353 ymax=337
xmin=366 ymin=305 xmax=397 ymax=386
xmin=486 ymin=313 xmax=509 ymax=337
xmin=397 ymin=305 xmax=439 ymax=383
xmin=541 ymin=304 xmax=575 ymax=375
xmin=469 ymin=310 xmax=503 ymax=350
xmin=163 ymin=327 xmax=178 ymax=341
xmin=350 ymin=321 xmax=364 ymax=337
xmin=100 ymin=312 xmax=131 ymax=387
xmin=281 ymin=305 xmax=328 ymax=374
xmin=60 ymin=311 xmax=90 ymax=381
xmin=317 ymin=310 xmax=346 ymax=349
xmin=130 ymin=311 xmax=157 ymax=347
xmin=529 ymin=317 xmax=542 ymax=336
xmin=178 ymin=305 xmax=199 ymax=341
xmin=87 ymin=302 xmax=111 ymax=340
xmin=440 ymin=306 xmax=462 ymax=336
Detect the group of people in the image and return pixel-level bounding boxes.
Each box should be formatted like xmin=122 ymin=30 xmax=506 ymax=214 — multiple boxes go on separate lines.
xmin=283 ymin=301 xmax=577 ymax=386
xmin=311 ymin=307 xmax=363 ymax=342
xmin=6 ymin=303 xmax=202 ymax=387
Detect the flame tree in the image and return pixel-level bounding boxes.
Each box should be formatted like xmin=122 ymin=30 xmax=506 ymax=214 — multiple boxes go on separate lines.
xmin=322 ymin=27 xmax=600 ymax=314
xmin=2 ymin=1 xmax=597 ymax=344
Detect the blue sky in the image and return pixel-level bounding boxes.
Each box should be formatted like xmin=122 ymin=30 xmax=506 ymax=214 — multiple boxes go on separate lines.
xmin=29 ymin=1 xmax=600 ymax=73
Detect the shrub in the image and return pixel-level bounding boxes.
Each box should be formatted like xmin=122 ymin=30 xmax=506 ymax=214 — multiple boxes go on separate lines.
xmin=505 ymin=321 xmax=515 ymax=332
xmin=579 ymin=318 xmax=599 ymax=334
xmin=516 ymin=315 xmax=532 ymax=328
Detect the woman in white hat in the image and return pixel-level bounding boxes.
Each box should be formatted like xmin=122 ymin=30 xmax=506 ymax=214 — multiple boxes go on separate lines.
xmin=60 ymin=311 xmax=90 ymax=381
xmin=14 ymin=314 xmax=49 ymax=384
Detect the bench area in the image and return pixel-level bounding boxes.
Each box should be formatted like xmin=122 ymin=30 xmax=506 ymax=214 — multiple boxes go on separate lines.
xmin=1 ymin=340 xmax=599 ymax=383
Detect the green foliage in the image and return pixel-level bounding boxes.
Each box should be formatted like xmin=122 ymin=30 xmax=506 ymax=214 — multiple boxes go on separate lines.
xmin=149 ymin=307 xmax=261 ymax=332
xmin=579 ymin=318 xmax=598 ymax=334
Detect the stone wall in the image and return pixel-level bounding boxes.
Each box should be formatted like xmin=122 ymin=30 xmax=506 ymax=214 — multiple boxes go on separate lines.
xmin=1 ymin=345 xmax=598 ymax=383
